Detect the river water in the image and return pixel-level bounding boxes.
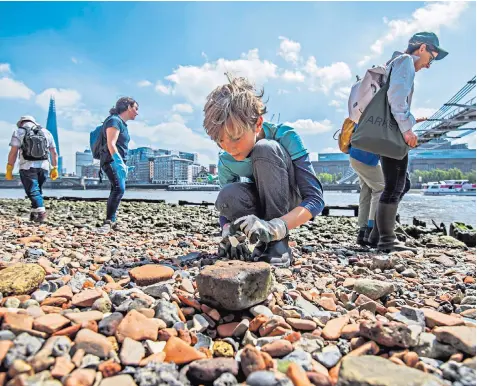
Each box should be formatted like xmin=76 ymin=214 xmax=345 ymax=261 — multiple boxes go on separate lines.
xmin=0 ymin=189 xmax=475 ymax=227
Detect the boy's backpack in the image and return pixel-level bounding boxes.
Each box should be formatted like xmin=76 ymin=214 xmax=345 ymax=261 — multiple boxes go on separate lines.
xmin=20 ymin=125 xmax=49 ymax=161
xmin=334 ymin=65 xmax=387 ymax=154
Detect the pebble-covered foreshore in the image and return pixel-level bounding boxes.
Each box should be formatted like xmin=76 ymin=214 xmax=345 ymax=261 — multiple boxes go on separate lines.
xmin=0 ymin=198 xmax=475 ymax=386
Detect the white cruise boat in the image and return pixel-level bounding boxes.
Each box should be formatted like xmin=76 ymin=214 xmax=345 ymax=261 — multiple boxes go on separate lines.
xmin=422 ymin=180 xmax=476 ymax=196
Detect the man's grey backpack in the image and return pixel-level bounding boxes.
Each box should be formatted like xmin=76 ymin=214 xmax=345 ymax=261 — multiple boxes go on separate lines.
xmin=348 ymin=65 xmax=387 ymax=123
xmin=21 ymin=125 xmax=49 ymax=161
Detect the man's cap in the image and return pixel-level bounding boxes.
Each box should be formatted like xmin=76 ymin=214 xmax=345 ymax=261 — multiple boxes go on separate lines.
xmin=16 ymin=115 xmax=39 ymax=128
xmin=409 ymin=32 xmax=448 ymax=60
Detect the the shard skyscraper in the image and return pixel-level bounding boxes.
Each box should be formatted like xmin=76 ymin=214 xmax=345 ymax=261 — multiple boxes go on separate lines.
xmin=46 ymin=96 xmax=63 ymax=174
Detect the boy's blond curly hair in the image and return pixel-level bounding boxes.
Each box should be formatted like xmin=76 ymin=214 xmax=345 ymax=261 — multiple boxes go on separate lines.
xmin=203 ymin=73 xmax=267 ymax=142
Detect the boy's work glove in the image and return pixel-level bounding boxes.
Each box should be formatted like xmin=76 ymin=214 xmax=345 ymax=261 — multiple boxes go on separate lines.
xmin=218 ymin=223 xmax=251 ymax=260
xmin=232 ymin=215 xmax=288 ymax=244
xmin=50 ymin=167 xmax=59 ymax=180
xmin=6 ymin=164 xmax=14 ymax=180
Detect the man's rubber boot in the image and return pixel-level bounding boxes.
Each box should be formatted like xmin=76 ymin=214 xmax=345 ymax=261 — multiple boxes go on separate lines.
xmin=376 ymin=203 xmax=417 ymax=253
xmin=357 ymin=227 xmax=368 ymax=246
xmin=251 ymin=236 xmax=293 ymax=268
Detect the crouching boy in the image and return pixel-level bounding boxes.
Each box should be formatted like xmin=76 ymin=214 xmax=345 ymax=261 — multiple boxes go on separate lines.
xmin=203 ymin=75 xmax=324 ymax=267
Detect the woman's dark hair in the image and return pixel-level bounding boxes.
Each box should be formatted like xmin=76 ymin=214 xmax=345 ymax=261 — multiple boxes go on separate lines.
xmin=109 ymin=97 xmax=137 ymax=115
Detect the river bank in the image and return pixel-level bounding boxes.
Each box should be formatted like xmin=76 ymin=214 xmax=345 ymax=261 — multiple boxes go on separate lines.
xmin=0 ymin=199 xmax=475 ymax=386
xmin=0 ymin=189 xmax=475 ymax=227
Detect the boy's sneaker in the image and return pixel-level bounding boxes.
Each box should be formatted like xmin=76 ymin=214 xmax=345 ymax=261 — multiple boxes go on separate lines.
xmin=96 ymin=220 xmax=114 ymax=235
xmin=251 ymin=236 xmax=293 ymax=268
xmin=29 ymin=211 xmax=38 ymax=222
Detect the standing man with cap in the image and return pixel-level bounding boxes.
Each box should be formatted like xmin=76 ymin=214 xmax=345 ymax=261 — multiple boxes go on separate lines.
xmin=6 ymin=115 xmax=59 ymax=223
xmin=369 ymin=32 xmax=448 ymax=252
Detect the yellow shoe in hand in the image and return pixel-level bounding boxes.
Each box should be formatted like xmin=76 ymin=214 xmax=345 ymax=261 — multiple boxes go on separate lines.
xmin=50 ymin=167 xmax=59 ymax=180
xmin=6 ymin=164 xmax=14 ymax=180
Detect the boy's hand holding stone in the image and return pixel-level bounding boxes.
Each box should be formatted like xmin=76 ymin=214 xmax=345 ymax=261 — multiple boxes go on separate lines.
xmin=218 ymin=224 xmax=251 ymax=260
xmin=232 ymin=215 xmax=288 ymax=244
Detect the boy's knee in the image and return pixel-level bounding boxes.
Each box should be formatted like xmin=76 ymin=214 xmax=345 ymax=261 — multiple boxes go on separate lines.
xmin=215 ymin=184 xmax=235 ymax=213
xmin=251 ymin=139 xmax=283 ymax=159
xmin=215 ymin=182 xmax=259 ymax=221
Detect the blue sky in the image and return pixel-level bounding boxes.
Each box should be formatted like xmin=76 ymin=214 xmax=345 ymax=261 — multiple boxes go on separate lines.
xmin=1 ymin=1 xmax=475 ymax=173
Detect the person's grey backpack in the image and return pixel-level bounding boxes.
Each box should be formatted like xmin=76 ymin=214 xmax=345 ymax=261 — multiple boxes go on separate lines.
xmin=350 ymin=69 xmax=409 ymax=160
xmin=21 ymin=125 xmax=49 ymax=161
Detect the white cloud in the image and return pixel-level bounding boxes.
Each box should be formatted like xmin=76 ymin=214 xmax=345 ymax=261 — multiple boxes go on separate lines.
xmin=0 ymin=120 xmax=16 ymax=167
xmin=320 ymin=146 xmax=340 ymax=154
xmin=451 ymin=132 xmax=476 ymax=150
xmin=278 ymin=89 xmax=290 ymax=95
xmin=413 ymin=107 xmax=437 ymax=119
xmin=63 ymin=108 xmax=102 ymax=130
xmin=35 ymin=88 xmax=102 ymax=133
xmin=282 ymin=70 xmax=305 ymax=83
xmin=0 ymin=120 xmax=14 ymax=144
xmin=357 ymin=56 xmax=372 ymax=67
xmin=334 ymin=86 xmax=351 ymax=100
xmin=163 ymin=49 xmax=277 ymax=106
xmin=172 ymin=103 xmax=193 ymax=114
xmin=155 ymin=81 xmax=172 ymax=95
xmin=359 ymin=1 xmax=468 ymax=66
xmin=0 ymin=63 xmax=11 ymax=74
xmin=284 ymin=119 xmax=334 ymax=135
xmin=35 ymin=88 xmax=82 ymax=110
xmin=137 ymin=80 xmax=153 ymax=87
xmin=0 ymin=77 xmax=35 ymax=99
xmin=71 ymin=57 xmax=79 ymax=64
xmin=169 ymin=114 xmax=186 ymax=124
xmin=57 ymin=127 xmax=91 ymax=172
xmin=329 ymin=100 xmax=342 ymax=107
xmin=278 ymin=36 xmax=301 ymax=64
xmin=304 ymin=57 xmax=352 ymax=93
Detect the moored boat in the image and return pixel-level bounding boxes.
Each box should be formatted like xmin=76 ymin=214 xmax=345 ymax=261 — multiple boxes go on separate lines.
xmin=422 ymin=180 xmax=476 ymax=196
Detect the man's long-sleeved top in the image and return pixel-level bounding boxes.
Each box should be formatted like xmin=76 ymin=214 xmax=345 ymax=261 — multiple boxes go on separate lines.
xmin=386 ymin=51 xmax=416 ymax=134
xmin=218 ymin=122 xmax=325 ymax=218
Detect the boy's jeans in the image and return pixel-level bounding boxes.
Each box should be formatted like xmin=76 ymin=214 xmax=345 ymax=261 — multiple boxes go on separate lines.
xmin=102 ymin=162 xmax=126 ymax=222
xmin=215 ymin=139 xmax=301 ymax=222
xmin=19 ymin=168 xmax=48 ymax=209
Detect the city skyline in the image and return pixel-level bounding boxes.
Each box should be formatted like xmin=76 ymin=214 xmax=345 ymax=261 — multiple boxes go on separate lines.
xmin=1 ymin=2 xmax=475 ymax=173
